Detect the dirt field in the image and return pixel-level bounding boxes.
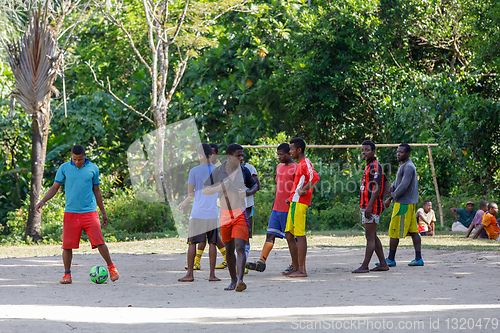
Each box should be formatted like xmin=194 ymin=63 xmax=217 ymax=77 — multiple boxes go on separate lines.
xmin=1 ymin=246 xmax=500 ymax=332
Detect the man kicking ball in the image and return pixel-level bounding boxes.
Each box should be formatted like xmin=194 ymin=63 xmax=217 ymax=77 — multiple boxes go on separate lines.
xmin=36 ymin=145 xmax=119 ymax=284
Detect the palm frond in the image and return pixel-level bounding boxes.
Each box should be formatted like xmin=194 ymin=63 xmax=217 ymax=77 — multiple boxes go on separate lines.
xmin=3 ymin=10 xmax=61 ymax=115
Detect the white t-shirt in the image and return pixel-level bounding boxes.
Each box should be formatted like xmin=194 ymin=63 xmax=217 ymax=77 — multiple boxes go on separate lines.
xmin=417 ymin=208 xmax=436 ymax=231
xmin=244 ymin=163 xmax=257 ymax=208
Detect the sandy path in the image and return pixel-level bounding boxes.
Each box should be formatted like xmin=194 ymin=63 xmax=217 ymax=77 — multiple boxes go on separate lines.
xmin=0 ymin=247 xmax=499 ymax=332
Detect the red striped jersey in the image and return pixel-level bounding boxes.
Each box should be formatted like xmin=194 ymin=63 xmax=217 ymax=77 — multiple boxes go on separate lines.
xmin=360 ymin=157 xmax=385 ymax=215
xmin=289 ymin=158 xmax=320 ymax=206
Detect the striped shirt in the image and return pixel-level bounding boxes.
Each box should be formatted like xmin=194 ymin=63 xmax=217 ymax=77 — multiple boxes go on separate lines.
xmin=289 ymin=158 xmax=320 ymax=206
xmin=360 ymin=157 xmax=385 ymax=215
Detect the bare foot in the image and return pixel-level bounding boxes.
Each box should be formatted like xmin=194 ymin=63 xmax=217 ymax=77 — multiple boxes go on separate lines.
xmin=287 ymin=271 xmax=307 ymax=278
xmin=370 ymin=266 xmax=389 ymax=271
xmin=235 ymin=280 xmax=246 ymax=292
xmin=284 ymin=268 xmax=298 ymax=276
xmin=209 ymin=276 xmax=221 ymax=282
xmin=352 ymin=266 xmax=370 ymax=273
xmin=224 ymin=280 xmax=237 ymax=290
xmin=178 ymin=275 xmax=194 ymax=282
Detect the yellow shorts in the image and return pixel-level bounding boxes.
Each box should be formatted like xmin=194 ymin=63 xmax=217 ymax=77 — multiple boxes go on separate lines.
xmin=286 ymin=202 xmax=308 ymax=236
xmin=388 ymin=203 xmax=418 ymax=239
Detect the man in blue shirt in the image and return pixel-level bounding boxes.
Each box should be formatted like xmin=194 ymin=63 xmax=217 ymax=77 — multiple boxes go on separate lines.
xmin=177 ymin=143 xmax=221 ymax=282
xmin=36 ymin=145 xmax=119 ymax=284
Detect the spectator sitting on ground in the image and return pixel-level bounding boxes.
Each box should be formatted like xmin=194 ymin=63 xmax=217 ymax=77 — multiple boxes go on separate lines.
xmin=450 ymin=201 xmax=476 ymax=232
xmin=416 ymin=199 xmax=436 ymax=236
xmin=472 ymin=202 xmax=500 ymax=241
xmin=464 ymin=200 xmax=489 ymax=239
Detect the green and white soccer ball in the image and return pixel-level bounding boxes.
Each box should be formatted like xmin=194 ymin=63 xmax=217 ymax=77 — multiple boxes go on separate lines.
xmin=89 ymin=265 xmax=108 ymax=284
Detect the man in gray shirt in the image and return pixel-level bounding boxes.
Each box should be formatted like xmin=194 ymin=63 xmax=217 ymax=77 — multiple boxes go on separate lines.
xmin=382 ymin=143 xmax=423 ymax=267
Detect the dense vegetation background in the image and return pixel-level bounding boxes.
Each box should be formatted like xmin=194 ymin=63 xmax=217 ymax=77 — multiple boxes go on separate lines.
xmin=1 ymin=0 xmax=499 ymax=243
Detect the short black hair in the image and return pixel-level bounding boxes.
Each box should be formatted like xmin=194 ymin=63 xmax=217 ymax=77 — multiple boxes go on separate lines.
xmin=277 ymin=143 xmax=290 ymax=153
xmin=399 ymin=143 xmax=411 ymax=153
xmin=479 ymin=200 xmax=489 ymax=209
xmin=423 ymin=199 xmax=432 ymax=205
xmin=197 ymin=143 xmax=212 ymax=159
xmin=488 ymin=202 xmax=497 ymax=210
xmin=71 ymin=145 xmax=85 ymax=155
xmin=209 ymin=143 xmax=219 ymax=154
xmin=361 ymin=140 xmax=376 ymax=151
xmin=226 ymin=143 xmax=243 ymax=156
xmin=290 ymin=137 xmax=306 ymax=153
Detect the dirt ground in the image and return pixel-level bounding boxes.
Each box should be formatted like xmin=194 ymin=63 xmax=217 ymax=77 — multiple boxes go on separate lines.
xmin=1 ymin=247 xmax=500 ymax=332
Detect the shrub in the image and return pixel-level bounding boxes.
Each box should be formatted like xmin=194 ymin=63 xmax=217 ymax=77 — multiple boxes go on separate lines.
xmin=104 ymin=187 xmax=176 ymax=235
xmin=1 ymin=174 xmax=177 ymax=244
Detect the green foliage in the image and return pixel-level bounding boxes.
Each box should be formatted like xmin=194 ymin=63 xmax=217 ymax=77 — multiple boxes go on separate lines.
xmin=104 ymin=187 xmax=176 ymax=236
xmin=0 ymin=61 xmax=32 ymax=225
xmin=2 ymin=187 xmax=66 ymax=244
xmin=3 ymin=0 xmax=500 ymax=238
xmin=378 ymin=72 xmax=500 ymax=196
xmin=48 ymin=92 xmax=152 ymax=182
xmin=1 ymin=175 xmax=177 ymax=244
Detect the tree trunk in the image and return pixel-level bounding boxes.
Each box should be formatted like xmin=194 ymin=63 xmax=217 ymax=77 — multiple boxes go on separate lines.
xmin=25 ymin=101 xmax=50 ymax=242
xmin=154 ymin=125 xmax=169 ymax=204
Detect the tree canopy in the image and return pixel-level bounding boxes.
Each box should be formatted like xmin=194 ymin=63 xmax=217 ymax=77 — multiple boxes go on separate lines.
xmin=1 ymin=0 xmax=500 ymax=235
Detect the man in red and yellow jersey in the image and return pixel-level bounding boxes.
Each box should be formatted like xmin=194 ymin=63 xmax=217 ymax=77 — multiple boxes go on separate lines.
xmin=284 ymin=137 xmax=320 ymax=278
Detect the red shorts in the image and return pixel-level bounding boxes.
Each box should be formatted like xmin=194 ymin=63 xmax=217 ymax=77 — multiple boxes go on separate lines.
xmin=62 ymin=211 xmax=104 ymax=249
xmin=220 ymin=208 xmax=248 ymax=243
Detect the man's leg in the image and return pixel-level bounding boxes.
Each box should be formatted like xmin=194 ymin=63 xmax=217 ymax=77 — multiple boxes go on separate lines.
xmin=215 ymin=235 xmax=227 ymax=269
xmin=409 ymin=232 xmax=423 ymax=262
xmin=60 ymin=213 xmax=79 ymax=284
xmin=259 ymin=233 xmax=276 ymax=263
xmin=245 ymin=208 xmax=253 ymax=262
xmin=63 ymin=249 xmax=73 ymax=272
xmin=60 ymin=249 xmax=73 ymax=284
xmin=85 ymin=212 xmax=119 ymax=281
xmin=208 ymin=243 xmax=220 ymax=281
xmin=95 ymin=244 xmax=119 ymax=282
xmin=451 ymin=221 xmax=469 ymax=232
xmin=216 ymin=236 xmax=225 ymax=250
xmin=374 ymin=236 xmax=386 ymax=265
xmin=96 ymin=244 xmax=112 ymax=266
xmin=224 ymin=239 xmax=237 ymax=290
xmin=288 ymin=235 xmax=307 ymax=277
xmin=247 ymin=233 xmax=275 ymax=272
xmin=195 ymin=242 xmax=206 ymax=269
xmin=285 ymin=231 xmax=298 ymax=274
xmin=353 ymin=223 xmax=388 ymax=273
xmin=388 ymin=237 xmax=399 ymax=261
xmin=179 ymin=243 xmax=197 ymax=282
xmin=234 ymin=238 xmax=247 ymax=291
xmin=185 ymin=242 xmax=205 ymax=270
xmin=235 ymin=238 xmax=246 ymax=281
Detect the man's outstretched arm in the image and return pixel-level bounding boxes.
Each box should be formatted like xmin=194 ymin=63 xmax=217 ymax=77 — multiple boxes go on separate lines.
xmin=36 ymin=182 xmax=62 ymax=213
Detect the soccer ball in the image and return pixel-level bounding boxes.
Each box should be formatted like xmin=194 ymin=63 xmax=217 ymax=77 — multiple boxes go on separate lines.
xmin=89 ymin=265 xmax=108 ymax=284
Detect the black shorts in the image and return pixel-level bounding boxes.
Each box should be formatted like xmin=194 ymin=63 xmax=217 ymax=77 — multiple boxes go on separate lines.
xmin=187 ymin=218 xmax=219 ymax=244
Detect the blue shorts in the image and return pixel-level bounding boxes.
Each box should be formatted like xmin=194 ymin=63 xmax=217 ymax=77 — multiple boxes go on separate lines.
xmin=267 ymin=210 xmax=288 ymax=239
